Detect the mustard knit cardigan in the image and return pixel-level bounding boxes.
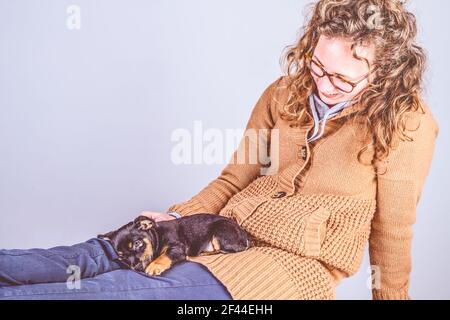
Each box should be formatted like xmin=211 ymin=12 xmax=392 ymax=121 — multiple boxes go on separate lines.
xmin=166 ymin=76 xmax=439 ymax=300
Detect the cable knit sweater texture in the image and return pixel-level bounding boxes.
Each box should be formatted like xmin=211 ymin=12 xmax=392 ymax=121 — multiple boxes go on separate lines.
xmin=166 ymin=76 xmax=439 ymax=300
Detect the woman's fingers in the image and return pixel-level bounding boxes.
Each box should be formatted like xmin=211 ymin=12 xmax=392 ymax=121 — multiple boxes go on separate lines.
xmin=139 ymin=210 xmax=157 ymax=219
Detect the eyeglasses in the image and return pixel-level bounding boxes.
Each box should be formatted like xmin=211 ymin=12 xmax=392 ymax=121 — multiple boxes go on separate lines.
xmin=304 ymin=52 xmax=371 ymax=94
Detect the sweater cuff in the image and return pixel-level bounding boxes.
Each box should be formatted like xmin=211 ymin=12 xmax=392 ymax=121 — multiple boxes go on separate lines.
xmin=167 ymin=211 xmax=182 ymax=219
xmin=372 ymin=289 xmax=411 ymax=300
xmin=166 ymin=198 xmax=206 ymax=217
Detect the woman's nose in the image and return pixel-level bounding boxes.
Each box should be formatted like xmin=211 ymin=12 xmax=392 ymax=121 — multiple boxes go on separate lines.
xmin=315 ymin=76 xmax=337 ymax=93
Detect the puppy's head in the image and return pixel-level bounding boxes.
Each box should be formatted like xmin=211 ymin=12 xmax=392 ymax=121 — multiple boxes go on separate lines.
xmin=98 ymin=216 xmax=159 ymax=272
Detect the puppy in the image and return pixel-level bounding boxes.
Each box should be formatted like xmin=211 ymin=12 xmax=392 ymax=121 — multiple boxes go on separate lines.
xmin=98 ymin=213 xmax=251 ymax=276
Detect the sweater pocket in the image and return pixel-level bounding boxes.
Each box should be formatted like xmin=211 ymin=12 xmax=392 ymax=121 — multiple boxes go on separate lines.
xmin=303 ymin=206 xmax=331 ymax=257
xmin=237 ymin=199 xmax=332 ymax=257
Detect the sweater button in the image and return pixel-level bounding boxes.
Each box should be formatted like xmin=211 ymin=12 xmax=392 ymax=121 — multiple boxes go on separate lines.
xmin=271 ymin=191 xmax=286 ymax=199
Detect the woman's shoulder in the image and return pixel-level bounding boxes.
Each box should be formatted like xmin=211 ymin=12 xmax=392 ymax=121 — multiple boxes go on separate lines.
xmin=268 ymin=75 xmax=291 ymax=93
xmin=262 ymin=75 xmax=293 ymax=121
xmin=404 ymin=99 xmax=439 ymax=140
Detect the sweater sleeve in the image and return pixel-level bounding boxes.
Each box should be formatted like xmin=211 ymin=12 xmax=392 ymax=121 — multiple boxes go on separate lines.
xmin=165 ymin=77 xmax=283 ymax=217
xmin=369 ymin=107 xmax=439 ymax=300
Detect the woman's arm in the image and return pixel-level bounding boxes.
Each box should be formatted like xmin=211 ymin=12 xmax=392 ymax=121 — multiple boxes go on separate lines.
xmin=369 ymin=106 xmax=439 ymax=300
xmin=166 ymin=76 xmax=284 ymax=217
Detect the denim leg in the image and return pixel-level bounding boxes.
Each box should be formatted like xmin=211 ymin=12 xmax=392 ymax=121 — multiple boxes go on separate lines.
xmin=0 ymin=261 xmax=233 ymax=300
xmin=0 ymin=238 xmax=126 ymax=287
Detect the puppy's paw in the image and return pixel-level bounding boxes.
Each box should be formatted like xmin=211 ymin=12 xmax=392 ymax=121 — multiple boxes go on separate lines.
xmin=144 ymin=255 xmax=172 ymax=276
xmin=145 ymin=263 xmax=167 ymax=276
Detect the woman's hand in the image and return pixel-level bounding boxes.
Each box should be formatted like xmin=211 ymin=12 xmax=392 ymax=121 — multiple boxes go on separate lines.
xmin=139 ymin=210 xmax=176 ymax=223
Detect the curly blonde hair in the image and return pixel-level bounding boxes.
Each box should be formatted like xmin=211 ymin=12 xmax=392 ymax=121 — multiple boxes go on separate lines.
xmin=279 ymin=0 xmax=427 ymax=173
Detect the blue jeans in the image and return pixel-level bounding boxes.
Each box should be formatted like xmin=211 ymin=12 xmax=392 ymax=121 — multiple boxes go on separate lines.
xmin=0 ymin=238 xmax=232 ymax=300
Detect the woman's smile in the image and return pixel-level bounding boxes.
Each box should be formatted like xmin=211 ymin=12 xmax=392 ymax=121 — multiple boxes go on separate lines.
xmin=319 ymin=90 xmax=344 ymax=104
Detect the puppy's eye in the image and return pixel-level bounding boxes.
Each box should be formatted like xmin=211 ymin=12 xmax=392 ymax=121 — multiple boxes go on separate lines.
xmin=133 ymin=239 xmax=143 ymax=250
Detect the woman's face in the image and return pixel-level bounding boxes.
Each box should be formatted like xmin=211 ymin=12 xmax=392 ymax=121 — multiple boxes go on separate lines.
xmin=310 ymin=35 xmax=375 ymax=105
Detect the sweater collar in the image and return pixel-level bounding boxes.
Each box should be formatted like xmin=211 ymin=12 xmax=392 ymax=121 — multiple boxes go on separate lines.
xmin=306 ymin=93 xmax=364 ymax=123
xmin=306 ymin=93 xmax=364 ymax=142
xmin=310 ymin=93 xmax=351 ymax=120
xmin=307 ymin=93 xmax=349 ymax=142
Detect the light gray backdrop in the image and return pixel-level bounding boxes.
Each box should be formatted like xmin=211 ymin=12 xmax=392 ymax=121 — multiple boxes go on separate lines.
xmin=0 ymin=0 xmax=448 ymax=299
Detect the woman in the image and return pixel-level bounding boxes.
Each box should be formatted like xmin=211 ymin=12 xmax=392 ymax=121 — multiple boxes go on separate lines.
xmin=0 ymin=0 xmax=439 ymax=300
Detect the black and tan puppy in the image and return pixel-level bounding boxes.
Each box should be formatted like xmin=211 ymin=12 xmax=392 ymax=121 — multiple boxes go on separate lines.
xmin=98 ymin=213 xmax=251 ymax=276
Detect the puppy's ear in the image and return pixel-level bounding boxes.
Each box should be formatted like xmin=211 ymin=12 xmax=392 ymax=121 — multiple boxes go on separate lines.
xmin=133 ymin=216 xmax=156 ymax=231
xmin=97 ymin=230 xmax=117 ymax=241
